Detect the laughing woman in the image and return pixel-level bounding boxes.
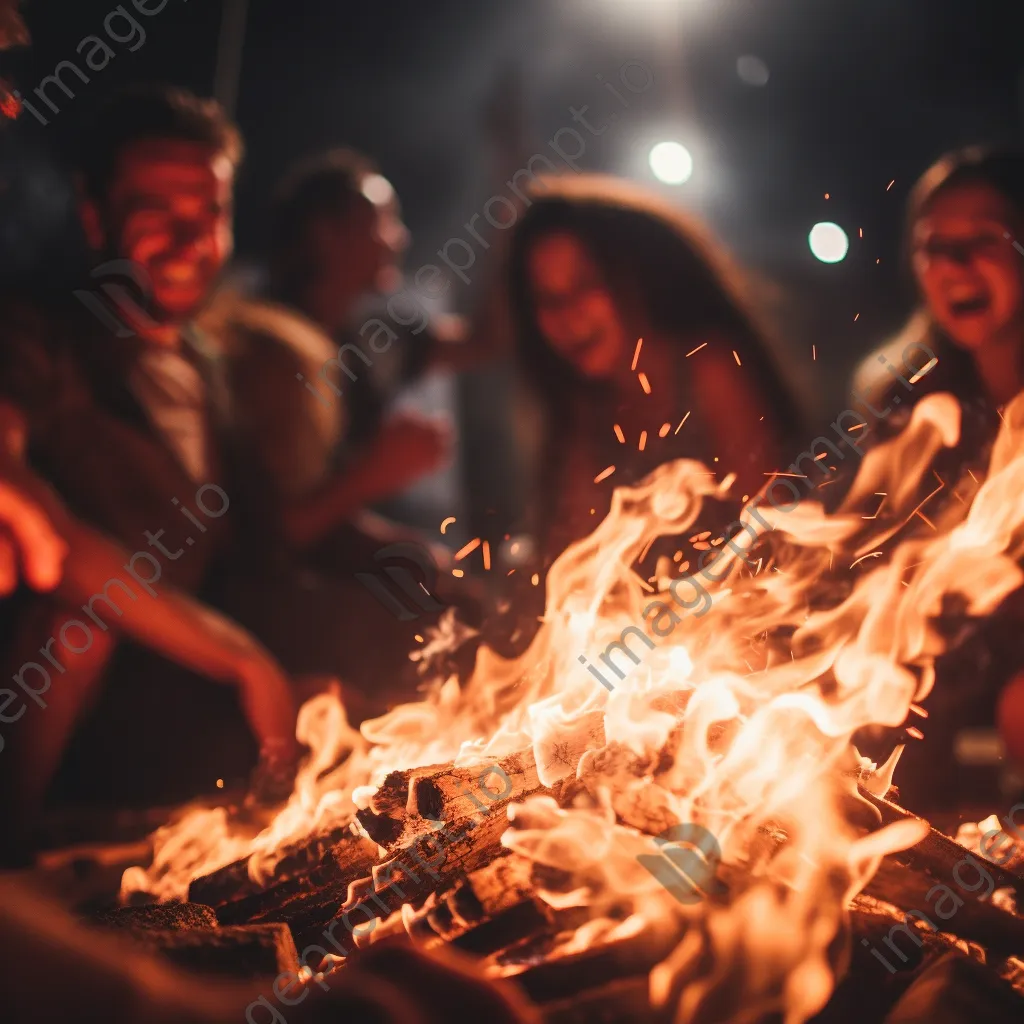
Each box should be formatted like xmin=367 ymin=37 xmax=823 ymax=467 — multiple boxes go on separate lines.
xmin=851 ymin=148 xmax=1024 ymax=809
xmin=851 ymin=148 xmax=1024 ymax=457
xmin=509 ymin=175 xmax=805 ymax=566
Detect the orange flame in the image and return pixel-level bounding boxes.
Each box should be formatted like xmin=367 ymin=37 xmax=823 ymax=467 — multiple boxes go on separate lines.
xmin=123 ymin=391 xmax=1024 ymax=1020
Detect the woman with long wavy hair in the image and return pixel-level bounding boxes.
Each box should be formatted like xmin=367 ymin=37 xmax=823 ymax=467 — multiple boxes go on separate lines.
xmin=508 ymin=174 xmax=805 ymax=566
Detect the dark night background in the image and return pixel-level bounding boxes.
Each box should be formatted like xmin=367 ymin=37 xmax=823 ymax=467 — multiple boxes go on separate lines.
xmin=2 ymin=0 xmax=1024 ymax=422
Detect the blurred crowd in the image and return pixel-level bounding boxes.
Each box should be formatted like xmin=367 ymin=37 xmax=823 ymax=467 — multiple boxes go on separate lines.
xmin=1 ymin=84 xmax=1024 ymax=848
xmin=0 ymin=29 xmax=1022 ymax=1012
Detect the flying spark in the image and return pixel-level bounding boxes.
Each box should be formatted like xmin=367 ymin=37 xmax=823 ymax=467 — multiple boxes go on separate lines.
xmin=631 ymin=337 xmax=643 ymax=371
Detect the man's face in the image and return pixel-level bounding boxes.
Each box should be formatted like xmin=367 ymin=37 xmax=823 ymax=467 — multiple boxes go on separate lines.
xmin=315 ymin=176 xmax=409 ymax=299
xmin=87 ymin=138 xmax=235 ymax=324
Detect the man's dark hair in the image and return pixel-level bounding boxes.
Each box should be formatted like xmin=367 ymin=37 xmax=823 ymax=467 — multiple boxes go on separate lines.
xmin=77 ymin=85 xmax=243 ymax=202
xmin=270 ymin=148 xmax=378 ymax=255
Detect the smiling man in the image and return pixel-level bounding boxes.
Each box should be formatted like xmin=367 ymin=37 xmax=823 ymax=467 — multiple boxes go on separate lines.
xmin=0 ymin=86 xmax=298 ymax=831
xmin=73 ymin=87 xmax=241 ymax=484
xmin=0 ymin=85 xmax=243 ymax=592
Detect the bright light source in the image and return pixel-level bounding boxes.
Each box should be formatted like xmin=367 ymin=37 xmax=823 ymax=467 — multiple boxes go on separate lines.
xmin=649 ymin=141 xmax=693 ymax=185
xmin=361 ymin=173 xmax=395 ymax=206
xmin=809 ymin=222 xmax=849 ymax=264
xmin=736 ymin=55 xmax=769 ymax=86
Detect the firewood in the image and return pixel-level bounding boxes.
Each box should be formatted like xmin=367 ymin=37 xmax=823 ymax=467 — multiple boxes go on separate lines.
xmin=809 ymin=898 xmax=969 ymax=1024
xmin=861 ymin=790 xmax=1024 ymax=902
xmin=244 ymin=881 xmax=354 ymax=953
xmin=215 ymin=827 xmax=516 ymax=956
xmin=94 ymin=901 xmax=217 ymax=932
xmin=358 ymin=751 xmax=544 ymax=851
xmin=881 ymin=952 xmax=1024 ymax=1023
xmin=861 ymin=856 xmax=1024 ymax=958
xmin=369 ymin=803 xmax=513 ymax=907
xmin=539 ymin=976 xmax=658 ymax=1024
xmin=495 ymin=919 xmax=682 ymax=1005
xmin=188 ymin=822 xmax=373 ymax=909
xmin=401 ymin=855 xmax=552 ymax=954
xmin=211 ymin=832 xmax=379 ymax=927
xmin=409 ymin=752 xmax=540 ymax=829
xmin=135 ymin=922 xmax=299 ymax=979
xmin=353 ymin=766 xmax=422 ymax=847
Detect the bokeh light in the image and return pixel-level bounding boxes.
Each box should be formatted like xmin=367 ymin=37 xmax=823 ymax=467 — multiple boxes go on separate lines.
xmin=808 ymin=222 xmax=849 ymax=263
xmin=649 ymin=141 xmax=693 ymax=185
xmin=736 ymin=55 xmax=770 ymax=86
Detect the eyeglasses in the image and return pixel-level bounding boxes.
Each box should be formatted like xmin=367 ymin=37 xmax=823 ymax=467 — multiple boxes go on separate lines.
xmin=912 ymin=222 xmax=1016 ymax=265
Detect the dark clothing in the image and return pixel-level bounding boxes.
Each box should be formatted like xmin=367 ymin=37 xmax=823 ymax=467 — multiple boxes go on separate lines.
xmin=197 ymin=295 xmax=463 ymax=710
xmin=531 ymin=340 xmax=804 ymax=570
xmin=852 ymin=330 xmax=1000 ymax=478
xmin=0 ymin=292 xmax=253 ymax=809
xmin=849 ymin=330 xmax=1015 ymax=811
xmin=0 ymin=295 xmax=236 ymax=591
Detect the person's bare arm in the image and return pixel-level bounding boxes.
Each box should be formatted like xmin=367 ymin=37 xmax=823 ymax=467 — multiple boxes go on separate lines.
xmin=54 ymin=516 xmax=297 ymax=765
xmin=424 ymin=309 xmax=514 ymax=374
xmin=281 ymin=414 xmax=450 ymax=551
xmin=0 ymin=415 xmax=298 ymax=766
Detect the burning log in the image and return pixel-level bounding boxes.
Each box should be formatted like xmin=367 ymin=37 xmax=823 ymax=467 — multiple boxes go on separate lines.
xmin=862 ymin=857 xmax=1024 ymax=958
xmin=881 ymin=952 xmax=1024 ymax=1023
xmin=808 ymin=897 xmax=989 ymax=1024
xmin=357 ymin=750 xmax=544 ymax=850
xmin=368 ymin=800 xmax=516 ymax=907
xmin=133 ymin=922 xmax=299 ymax=979
xmin=403 ymin=855 xmax=553 ymax=954
xmin=539 ymin=977 xmax=657 ymax=1024
xmin=862 ymin=790 xmax=1024 ymax=901
xmin=209 ymin=830 xmax=379 ymax=927
xmin=495 ymin=918 xmax=683 ymax=1006
xmin=187 ymin=820 xmax=371 ymax=908
xmin=95 ymin=901 xmax=217 ymax=932
xmin=855 ymin=790 xmax=1024 ymax=959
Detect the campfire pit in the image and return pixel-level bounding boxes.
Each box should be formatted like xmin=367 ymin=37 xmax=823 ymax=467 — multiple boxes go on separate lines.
xmin=50 ymin=393 xmax=1024 ymax=1022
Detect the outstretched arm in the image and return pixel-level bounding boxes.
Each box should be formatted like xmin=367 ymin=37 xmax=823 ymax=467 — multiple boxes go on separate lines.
xmin=281 ymin=414 xmax=450 ymax=551
xmin=56 ymin=515 xmax=298 ymax=764
xmin=0 ymin=405 xmax=298 ymax=766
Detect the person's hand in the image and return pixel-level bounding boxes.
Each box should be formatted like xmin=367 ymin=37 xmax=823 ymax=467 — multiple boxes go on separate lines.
xmin=0 ymin=475 xmax=67 ymax=597
xmin=235 ymin=653 xmax=301 ymax=804
xmin=368 ymin=415 xmax=451 ymax=493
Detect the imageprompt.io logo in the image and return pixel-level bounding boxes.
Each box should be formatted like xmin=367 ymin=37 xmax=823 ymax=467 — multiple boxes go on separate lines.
xmin=355 ymin=542 xmax=445 ymax=621
xmin=73 ymin=259 xmax=161 ymax=338
xmin=637 ymin=823 xmax=727 ymax=905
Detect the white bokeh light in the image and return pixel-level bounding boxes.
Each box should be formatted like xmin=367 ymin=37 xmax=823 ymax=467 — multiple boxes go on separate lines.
xmin=649 ymin=141 xmax=693 ymax=185
xmin=808 ymin=222 xmax=849 ymax=264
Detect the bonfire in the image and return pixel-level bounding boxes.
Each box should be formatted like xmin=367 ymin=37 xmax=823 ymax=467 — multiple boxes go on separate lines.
xmin=118 ymin=391 xmax=1024 ymax=1023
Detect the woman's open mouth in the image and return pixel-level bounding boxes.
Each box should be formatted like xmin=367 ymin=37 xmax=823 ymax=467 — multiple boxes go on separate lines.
xmin=948 ymin=294 xmax=991 ymax=317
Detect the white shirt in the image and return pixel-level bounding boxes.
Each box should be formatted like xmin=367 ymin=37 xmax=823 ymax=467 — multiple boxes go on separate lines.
xmin=129 ymin=346 xmax=210 ymax=483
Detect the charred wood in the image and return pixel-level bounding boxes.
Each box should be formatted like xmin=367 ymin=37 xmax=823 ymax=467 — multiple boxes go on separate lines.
xmin=539 ymin=976 xmax=661 ymax=1024
xmin=211 ymin=832 xmax=379 ymax=927
xmin=861 ymin=790 xmax=1024 ymax=902
xmin=357 ymin=750 xmax=543 ymax=851
xmin=94 ymin=901 xmax=217 ymax=932
xmin=862 ymin=857 xmax=1024 ymax=958
xmin=134 ymin=922 xmax=299 ymax=979
xmin=881 ymin=952 xmax=1024 ymax=1024
xmin=187 ymin=820 xmax=370 ymax=908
